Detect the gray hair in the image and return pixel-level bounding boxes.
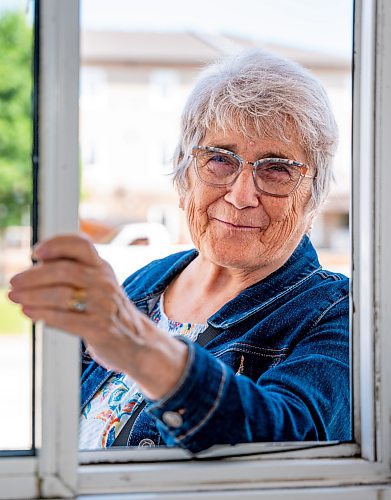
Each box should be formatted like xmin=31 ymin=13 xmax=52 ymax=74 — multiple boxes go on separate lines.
xmin=172 ymin=49 xmax=338 ymax=212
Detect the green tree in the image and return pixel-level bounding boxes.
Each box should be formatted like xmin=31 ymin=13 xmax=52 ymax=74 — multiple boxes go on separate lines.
xmin=0 ymin=10 xmax=32 ymax=229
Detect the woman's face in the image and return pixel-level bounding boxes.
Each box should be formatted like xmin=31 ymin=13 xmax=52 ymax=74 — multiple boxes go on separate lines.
xmin=179 ymin=128 xmax=315 ymax=272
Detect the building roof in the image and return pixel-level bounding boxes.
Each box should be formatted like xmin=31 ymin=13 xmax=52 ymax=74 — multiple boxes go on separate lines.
xmin=81 ymin=30 xmax=350 ymax=70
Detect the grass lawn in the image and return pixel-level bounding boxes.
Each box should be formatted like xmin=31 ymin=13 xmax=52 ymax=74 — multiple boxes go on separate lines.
xmin=0 ymin=287 xmax=30 ymax=335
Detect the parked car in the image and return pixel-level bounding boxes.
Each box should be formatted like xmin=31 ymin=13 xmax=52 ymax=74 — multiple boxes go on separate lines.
xmin=109 ymin=222 xmax=171 ymax=246
xmin=95 ymin=223 xmax=190 ymax=282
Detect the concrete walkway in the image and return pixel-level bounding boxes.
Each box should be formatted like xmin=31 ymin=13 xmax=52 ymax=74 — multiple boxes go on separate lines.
xmin=0 ymin=334 xmax=32 ymax=450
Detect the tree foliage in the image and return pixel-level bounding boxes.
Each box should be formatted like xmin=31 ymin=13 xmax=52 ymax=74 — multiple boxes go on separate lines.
xmin=0 ymin=10 xmax=32 ymax=229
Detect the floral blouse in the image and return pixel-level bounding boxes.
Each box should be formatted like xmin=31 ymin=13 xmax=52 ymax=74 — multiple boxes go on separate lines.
xmin=79 ymin=294 xmax=207 ymax=449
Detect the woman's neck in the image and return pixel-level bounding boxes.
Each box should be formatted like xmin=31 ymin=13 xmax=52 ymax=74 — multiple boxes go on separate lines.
xmin=163 ymin=253 xmax=283 ymax=324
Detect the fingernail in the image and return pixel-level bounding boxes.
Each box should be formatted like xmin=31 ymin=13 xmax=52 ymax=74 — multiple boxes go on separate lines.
xmin=9 ymin=274 xmax=20 ymax=286
xmin=8 ymin=290 xmax=19 ymax=301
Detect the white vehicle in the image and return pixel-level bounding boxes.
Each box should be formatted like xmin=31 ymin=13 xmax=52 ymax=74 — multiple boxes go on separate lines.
xmin=109 ymin=222 xmax=171 ymax=246
xmin=96 ymin=223 xmax=190 ymax=282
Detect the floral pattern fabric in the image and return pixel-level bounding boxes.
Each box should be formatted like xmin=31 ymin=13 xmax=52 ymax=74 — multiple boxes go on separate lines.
xmin=79 ymin=294 xmax=207 ymax=449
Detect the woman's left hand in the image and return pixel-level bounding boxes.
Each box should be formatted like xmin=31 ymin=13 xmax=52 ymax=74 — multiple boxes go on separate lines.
xmin=8 ymin=234 xmax=188 ymax=400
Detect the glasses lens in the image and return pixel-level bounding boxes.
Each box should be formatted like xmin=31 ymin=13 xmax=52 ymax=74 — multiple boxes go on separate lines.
xmin=255 ymin=160 xmax=302 ymax=196
xmin=195 ymin=150 xmax=240 ymax=185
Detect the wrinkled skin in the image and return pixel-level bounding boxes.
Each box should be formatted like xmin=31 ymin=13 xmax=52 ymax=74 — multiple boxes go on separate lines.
xmin=179 ymin=128 xmax=314 ymax=278
xmin=8 ymin=235 xmax=188 ymax=400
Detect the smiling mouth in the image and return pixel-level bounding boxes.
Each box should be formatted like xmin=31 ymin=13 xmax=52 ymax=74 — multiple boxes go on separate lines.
xmin=212 ymin=218 xmax=262 ymax=230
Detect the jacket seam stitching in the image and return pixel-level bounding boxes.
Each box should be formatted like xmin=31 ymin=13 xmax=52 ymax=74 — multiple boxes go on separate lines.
xmin=218 ymin=267 xmax=321 ymax=327
xmin=216 ymin=341 xmax=289 ymax=352
xmin=132 ymin=291 xmax=162 ymax=305
xmin=213 ymin=346 xmax=287 ymax=359
xmin=311 ymin=293 xmax=349 ymax=328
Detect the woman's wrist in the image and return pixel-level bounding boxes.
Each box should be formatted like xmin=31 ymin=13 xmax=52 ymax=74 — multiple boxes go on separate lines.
xmin=126 ymin=314 xmax=189 ymax=400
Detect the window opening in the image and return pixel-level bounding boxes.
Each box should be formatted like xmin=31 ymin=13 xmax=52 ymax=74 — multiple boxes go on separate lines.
xmin=0 ymin=0 xmax=36 ymax=454
xmin=77 ymin=0 xmax=354 ymax=458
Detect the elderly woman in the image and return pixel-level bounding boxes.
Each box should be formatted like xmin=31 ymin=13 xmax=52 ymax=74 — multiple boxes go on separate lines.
xmin=9 ymin=50 xmax=350 ymax=453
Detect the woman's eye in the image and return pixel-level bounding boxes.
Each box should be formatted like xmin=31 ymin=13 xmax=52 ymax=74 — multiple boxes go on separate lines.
xmin=204 ymin=154 xmax=238 ymax=178
xmin=264 ymin=164 xmax=293 ymax=177
xmin=267 ymin=164 xmax=289 ymax=173
xmin=209 ymin=155 xmax=230 ymax=164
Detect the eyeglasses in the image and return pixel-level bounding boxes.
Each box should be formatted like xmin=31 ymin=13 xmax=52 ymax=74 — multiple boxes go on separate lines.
xmin=190 ymin=146 xmax=315 ymax=198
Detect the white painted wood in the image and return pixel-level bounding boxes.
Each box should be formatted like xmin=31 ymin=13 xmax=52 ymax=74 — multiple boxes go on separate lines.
xmin=78 ymin=459 xmax=390 ymax=495
xmin=374 ymin=0 xmax=391 ymax=470
xmin=0 ymin=457 xmax=37 ymax=499
xmin=0 ymin=457 xmax=36 ymax=475
xmin=0 ymin=476 xmax=37 ymax=500
xmin=37 ymin=0 xmax=80 ymax=497
xmin=351 ymin=0 xmax=377 ymax=460
xmin=79 ymin=486 xmax=389 ymax=500
xmin=380 ymin=489 xmax=391 ymax=500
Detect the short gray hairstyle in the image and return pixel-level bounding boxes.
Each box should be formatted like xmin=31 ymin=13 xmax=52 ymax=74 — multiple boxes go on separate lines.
xmin=172 ymin=49 xmax=338 ymax=212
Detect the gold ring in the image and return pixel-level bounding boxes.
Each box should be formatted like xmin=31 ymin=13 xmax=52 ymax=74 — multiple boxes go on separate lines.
xmin=68 ymin=288 xmax=88 ymax=313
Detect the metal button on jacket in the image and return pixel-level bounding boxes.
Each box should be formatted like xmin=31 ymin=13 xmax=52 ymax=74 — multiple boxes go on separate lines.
xmin=162 ymin=411 xmax=183 ymax=428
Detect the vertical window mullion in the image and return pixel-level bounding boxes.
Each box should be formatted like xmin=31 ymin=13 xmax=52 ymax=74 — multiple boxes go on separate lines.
xmin=37 ymin=0 xmax=80 ymax=497
xmin=374 ymin=0 xmax=391 ymax=467
xmin=352 ymin=0 xmax=377 ymax=461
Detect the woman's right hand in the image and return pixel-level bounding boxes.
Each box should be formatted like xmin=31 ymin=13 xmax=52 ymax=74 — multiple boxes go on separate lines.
xmin=8 ymin=233 xmax=189 ymax=400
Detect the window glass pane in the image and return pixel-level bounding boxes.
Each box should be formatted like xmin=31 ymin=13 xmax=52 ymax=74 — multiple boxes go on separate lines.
xmin=79 ymin=0 xmax=353 ymax=452
xmin=0 ymin=1 xmax=34 ymax=451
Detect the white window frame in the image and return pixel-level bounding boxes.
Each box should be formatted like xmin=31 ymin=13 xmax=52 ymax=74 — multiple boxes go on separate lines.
xmin=1 ymin=0 xmax=391 ymax=497
xmin=0 ymin=1 xmax=80 ymax=498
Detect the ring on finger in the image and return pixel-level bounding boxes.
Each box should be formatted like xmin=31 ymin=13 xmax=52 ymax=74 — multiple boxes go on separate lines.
xmin=68 ymin=288 xmax=88 ymax=313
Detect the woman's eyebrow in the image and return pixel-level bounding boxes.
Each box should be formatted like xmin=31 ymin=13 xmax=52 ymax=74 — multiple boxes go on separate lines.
xmin=258 ymin=151 xmax=291 ymax=160
xmin=205 ymin=143 xmax=295 ymax=161
xmin=207 ymin=144 xmax=292 ymax=160
xmin=206 ymin=143 xmax=238 ymax=152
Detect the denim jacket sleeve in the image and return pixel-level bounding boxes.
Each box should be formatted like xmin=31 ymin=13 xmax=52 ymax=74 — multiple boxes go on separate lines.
xmin=145 ymin=293 xmax=350 ymax=454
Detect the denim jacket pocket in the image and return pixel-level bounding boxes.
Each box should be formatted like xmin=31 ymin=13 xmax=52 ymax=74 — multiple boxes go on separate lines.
xmin=211 ymin=342 xmax=289 ymax=381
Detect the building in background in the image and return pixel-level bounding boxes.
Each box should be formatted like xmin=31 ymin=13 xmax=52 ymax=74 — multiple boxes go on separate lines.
xmin=80 ymin=30 xmax=351 ymax=257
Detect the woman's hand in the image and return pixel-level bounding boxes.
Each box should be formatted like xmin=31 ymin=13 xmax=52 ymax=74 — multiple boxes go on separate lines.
xmin=8 ymin=234 xmax=188 ymax=400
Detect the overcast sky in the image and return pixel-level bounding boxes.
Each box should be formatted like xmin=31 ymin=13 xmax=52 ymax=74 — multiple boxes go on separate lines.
xmin=1 ymin=0 xmax=353 ymax=58
xmin=83 ymin=0 xmax=353 ymax=58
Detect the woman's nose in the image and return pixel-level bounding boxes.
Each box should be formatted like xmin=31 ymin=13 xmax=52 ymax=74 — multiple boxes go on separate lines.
xmin=224 ymin=167 xmax=260 ymax=209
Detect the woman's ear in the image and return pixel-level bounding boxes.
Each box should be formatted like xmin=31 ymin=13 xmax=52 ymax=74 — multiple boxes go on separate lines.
xmin=304 ymin=210 xmax=316 ymax=235
xmin=175 ymin=172 xmax=185 ymax=210
xmin=175 ymin=150 xmax=190 ymax=210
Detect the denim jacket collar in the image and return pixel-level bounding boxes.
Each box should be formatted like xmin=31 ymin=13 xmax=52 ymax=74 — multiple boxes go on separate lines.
xmin=209 ymin=235 xmax=321 ymax=328
xmin=128 ymin=235 xmax=321 ymax=329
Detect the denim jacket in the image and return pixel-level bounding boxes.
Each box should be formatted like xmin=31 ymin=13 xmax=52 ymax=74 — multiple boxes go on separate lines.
xmin=81 ymin=235 xmax=350 ymax=453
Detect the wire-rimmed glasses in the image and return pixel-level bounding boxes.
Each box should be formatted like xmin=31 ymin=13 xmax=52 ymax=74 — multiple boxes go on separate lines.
xmin=190 ymin=146 xmax=315 ymax=198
